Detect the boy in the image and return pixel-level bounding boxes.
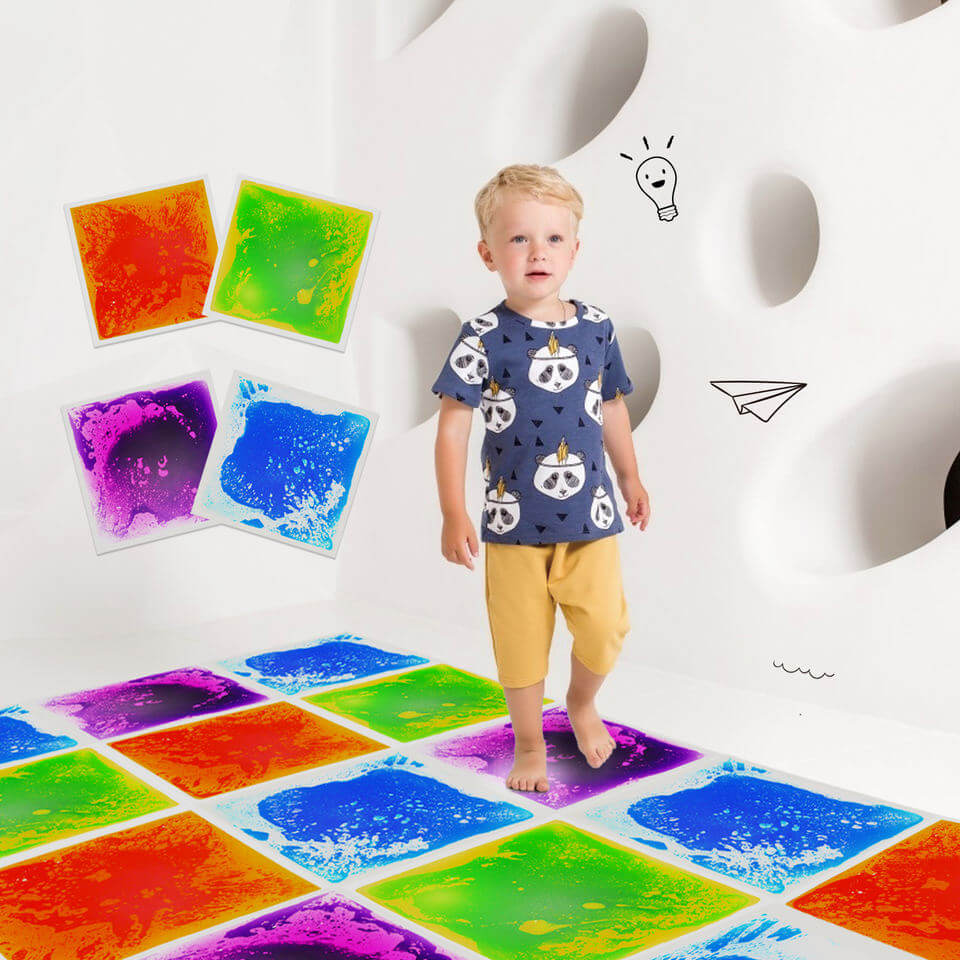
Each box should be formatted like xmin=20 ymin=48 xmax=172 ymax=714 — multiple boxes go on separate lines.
xmin=432 ymin=164 xmax=650 ymax=793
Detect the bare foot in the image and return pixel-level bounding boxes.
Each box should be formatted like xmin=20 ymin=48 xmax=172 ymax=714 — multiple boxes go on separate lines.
xmin=566 ymin=697 xmax=616 ymax=768
xmin=506 ymin=740 xmax=549 ymax=792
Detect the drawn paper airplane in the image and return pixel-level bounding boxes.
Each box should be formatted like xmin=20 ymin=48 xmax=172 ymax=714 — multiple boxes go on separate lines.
xmin=710 ymin=380 xmax=806 ymax=422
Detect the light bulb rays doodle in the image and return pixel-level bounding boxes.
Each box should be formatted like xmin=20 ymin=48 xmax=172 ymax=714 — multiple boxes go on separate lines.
xmin=621 ymin=135 xmax=678 ymax=221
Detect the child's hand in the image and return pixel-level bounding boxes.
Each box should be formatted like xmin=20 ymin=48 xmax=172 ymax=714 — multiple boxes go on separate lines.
xmin=441 ymin=512 xmax=480 ymax=570
xmin=619 ymin=475 xmax=651 ymax=530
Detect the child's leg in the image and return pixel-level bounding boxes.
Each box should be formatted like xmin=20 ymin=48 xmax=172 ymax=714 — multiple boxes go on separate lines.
xmin=551 ymin=536 xmax=631 ymax=768
xmin=566 ymin=652 xmax=616 ymax=768
xmin=485 ymin=542 xmax=556 ymax=793
xmin=503 ymin=679 xmax=548 ymax=792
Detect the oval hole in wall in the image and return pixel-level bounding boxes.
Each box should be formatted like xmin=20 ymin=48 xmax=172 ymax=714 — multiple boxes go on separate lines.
xmin=618 ymin=326 xmax=660 ymax=431
xmin=829 ymin=0 xmax=943 ymax=29
xmin=494 ymin=7 xmax=647 ymax=163
xmin=370 ymin=308 xmax=460 ymax=437
xmin=375 ymin=0 xmax=455 ymax=59
xmin=747 ymin=363 xmax=960 ymax=576
xmin=749 ymin=173 xmax=820 ymax=307
xmin=702 ymin=172 xmax=819 ymax=310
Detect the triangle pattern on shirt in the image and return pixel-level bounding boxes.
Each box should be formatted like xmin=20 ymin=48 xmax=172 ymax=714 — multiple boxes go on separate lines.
xmin=582 ymin=523 xmax=590 ymax=534
xmin=557 ymin=513 xmax=568 ymax=521
xmin=553 ymin=406 xmax=563 ymax=415
xmin=525 ymin=332 xmax=535 ymax=341
xmin=596 ymin=336 xmax=605 ymax=345
xmin=535 ymin=436 xmax=543 ymax=447
xmin=514 ymin=436 xmax=522 ymax=446
xmin=535 ymin=524 xmax=547 ymax=534
xmin=502 ymin=335 xmax=511 ymax=344
xmin=532 ymin=419 xmax=543 ymax=427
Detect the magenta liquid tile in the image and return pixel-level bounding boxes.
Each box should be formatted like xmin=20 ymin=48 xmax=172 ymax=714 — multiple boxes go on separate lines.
xmin=147 ymin=891 xmax=468 ymax=959
xmin=64 ymin=377 xmax=217 ymax=552
xmin=425 ymin=706 xmax=702 ymax=808
xmin=43 ymin=667 xmax=267 ymax=739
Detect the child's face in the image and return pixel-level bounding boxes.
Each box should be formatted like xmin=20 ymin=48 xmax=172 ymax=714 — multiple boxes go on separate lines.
xmin=478 ymin=192 xmax=580 ymax=302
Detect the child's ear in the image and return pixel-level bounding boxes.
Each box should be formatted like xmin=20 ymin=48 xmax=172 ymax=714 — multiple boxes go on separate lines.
xmin=477 ymin=239 xmax=496 ymax=272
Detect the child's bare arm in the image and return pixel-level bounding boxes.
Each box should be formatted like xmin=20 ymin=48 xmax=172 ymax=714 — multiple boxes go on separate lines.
xmin=435 ymin=396 xmax=480 ymax=569
xmin=602 ymin=396 xmax=651 ymax=530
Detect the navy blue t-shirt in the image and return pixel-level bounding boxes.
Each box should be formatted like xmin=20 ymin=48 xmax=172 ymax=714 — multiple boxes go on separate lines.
xmin=431 ymin=298 xmax=634 ymax=545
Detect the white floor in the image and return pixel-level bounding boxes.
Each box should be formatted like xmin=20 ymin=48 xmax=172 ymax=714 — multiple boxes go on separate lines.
xmin=8 ymin=588 xmax=958 ymax=823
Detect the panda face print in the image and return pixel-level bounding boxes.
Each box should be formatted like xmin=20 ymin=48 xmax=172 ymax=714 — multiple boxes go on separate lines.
xmin=534 ymin=450 xmax=586 ymax=500
xmin=584 ymin=376 xmax=603 ymax=425
xmin=449 ymin=335 xmax=488 ymax=385
xmin=590 ymin=485 xmax=615 ymax=529
xmin=583 ymin=303 xmax=609 ymax=323
xmin=527 ymin=342 xmax=579 ymax=393
xmin=485 ymin=483 xmax=521 ymax=534
xmin=530 ymin=314 xmax=578 ymax=330
xmin=469 ymin=311 xmax=499 ymax=335
xmin=481 ymin=383 xmax=516 ymax=433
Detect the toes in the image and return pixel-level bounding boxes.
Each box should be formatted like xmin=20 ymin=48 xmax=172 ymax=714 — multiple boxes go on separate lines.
xmin=536 ymin=778 xmax=549 ymax=792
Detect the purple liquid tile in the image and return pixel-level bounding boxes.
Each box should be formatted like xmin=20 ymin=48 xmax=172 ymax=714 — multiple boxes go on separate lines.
xmin=147 ymin=891 xmax=468 ymax=959
xmin=65 ymin=378 xmax=217 ymax=548
xmin=425 ymin=706 xmax=703 ymax=809
xmin=43 ymin=667 xmax=267 ymax=739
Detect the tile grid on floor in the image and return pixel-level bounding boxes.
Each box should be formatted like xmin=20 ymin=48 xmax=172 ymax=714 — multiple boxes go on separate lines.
xmin=0 ymin=632 xmax=953 ymax=960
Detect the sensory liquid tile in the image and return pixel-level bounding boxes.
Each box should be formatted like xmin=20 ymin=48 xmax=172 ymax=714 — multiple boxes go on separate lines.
xmin=109 ymin=700 xmax=387 ymax=798
xmin=63 ymin=375 xmax=218 ymax=552
xmin=214 ymin=752 xmax=532 ymax=882
xmin=646 ymin=911 xmax=836 ymax=959
xmin=360 ymin=819 xmax=758 ymax=960
xmin=209 ymin=178 xmax=376 ymax=348
xmin=585 ymin=759 xmax=925 ymax=894
xmin=0 ymin=705 xmax=77 ymax=764
xmin=788 ymin=818 xmax=960 ymax=960
xmin=426 ymin=705 xmax=702 ymax=808
xmin=193 ymin=374 xmax=377 ymax=557
xmin=67 ymin=178 xmax=217 ymax=342
xmin=0 ymin=810 xmax=317 ymax=960
xmin=0 ymin=748 xmax=175 ymax=856
xmin=144 ymin=891 xmax=469 ymax=959
xmin=303 ymin=663 xmax=520 ymax=741
xmin=219 ymin=633 xmax=429 ymax=694
xmin=43 ymin=666 xmax=267 ymax=739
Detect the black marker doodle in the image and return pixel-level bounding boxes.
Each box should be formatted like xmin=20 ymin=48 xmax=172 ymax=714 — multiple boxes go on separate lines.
xmin=773 ymin=660 xmax=836 ymax=680
xmin=621 ymin=136 xmax=678 ymax=221
xmin=710 ymin=380 xmax=806 ymax=422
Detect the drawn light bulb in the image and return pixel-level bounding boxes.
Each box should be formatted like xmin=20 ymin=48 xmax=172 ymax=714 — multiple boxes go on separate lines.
xmin=636 ymin=155 xmax=678 ymax=221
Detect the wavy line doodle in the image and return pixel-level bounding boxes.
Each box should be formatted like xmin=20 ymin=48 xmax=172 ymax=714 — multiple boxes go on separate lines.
xmin=773 ymin=661 xmax=835 ymax=680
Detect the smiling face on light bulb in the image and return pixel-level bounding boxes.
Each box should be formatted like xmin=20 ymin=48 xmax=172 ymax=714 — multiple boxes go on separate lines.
xmin=636 ymin=156 xmax=676 ymax=204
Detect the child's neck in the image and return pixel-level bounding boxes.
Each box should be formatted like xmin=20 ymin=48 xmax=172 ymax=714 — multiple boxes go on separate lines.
xmin=504 ymin=293 xmax=567 ymax=324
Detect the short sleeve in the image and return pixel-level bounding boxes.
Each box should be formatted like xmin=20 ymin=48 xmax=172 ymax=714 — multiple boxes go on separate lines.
xmin=601 ymin=320 xmax=634 ymax=402
xmin=430 ymin=321 xmax=487 ymax=408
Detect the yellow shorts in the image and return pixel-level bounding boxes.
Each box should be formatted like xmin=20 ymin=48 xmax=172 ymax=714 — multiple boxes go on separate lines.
xmin=484 ymin=535 xmax=630 ymax=688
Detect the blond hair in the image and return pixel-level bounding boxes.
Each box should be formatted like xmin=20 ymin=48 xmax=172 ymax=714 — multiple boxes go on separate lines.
xmin=474 ymin=164 xmax=584 ymax=239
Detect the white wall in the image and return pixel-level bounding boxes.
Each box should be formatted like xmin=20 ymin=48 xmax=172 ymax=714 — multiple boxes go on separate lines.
xmin=3 ymin=0 xmax=958 ymax=735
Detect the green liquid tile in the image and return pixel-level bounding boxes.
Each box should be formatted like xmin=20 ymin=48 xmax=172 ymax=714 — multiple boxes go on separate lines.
xmin=0 ymin=748 xmax=175 ymax=856
xmin=304 ymin=664 xmax=534 ymax=741
xmin=360 ymin=820 xmax=758 ymax=960
xmin=211 ymin=179 xmax=373 ymax=344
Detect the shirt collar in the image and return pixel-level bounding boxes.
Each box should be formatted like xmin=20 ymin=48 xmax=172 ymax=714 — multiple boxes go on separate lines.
xmin=495 ymin=298 xmax=582 ymax=325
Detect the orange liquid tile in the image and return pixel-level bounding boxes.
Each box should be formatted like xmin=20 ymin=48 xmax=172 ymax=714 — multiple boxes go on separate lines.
xmin=0 ymin=810 xmax=317 ymax=960
xmin=789 ymin=818 xmax=960 ymax=960
xmin=109 ymin=700 xmax=386 ymax=797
